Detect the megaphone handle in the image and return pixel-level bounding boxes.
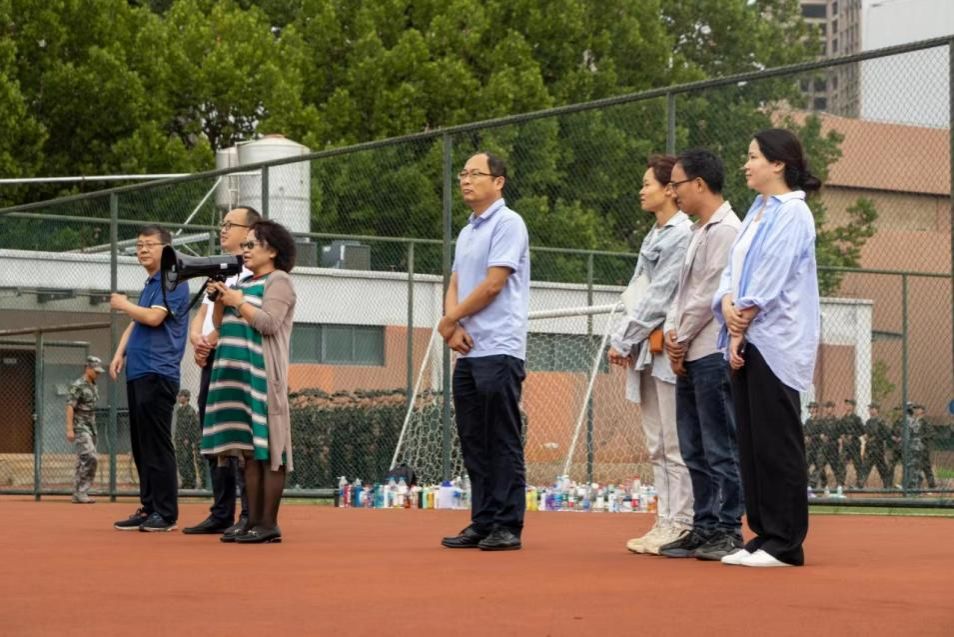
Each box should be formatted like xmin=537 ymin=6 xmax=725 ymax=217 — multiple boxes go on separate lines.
xmin=184 ymin=280 xmax=211 ymax=315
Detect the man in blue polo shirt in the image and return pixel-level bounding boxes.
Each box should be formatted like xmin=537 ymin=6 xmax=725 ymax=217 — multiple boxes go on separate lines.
xmin=109 ymin=224 xmax=189 ymax=532
xmin=438 ymin=152 xmax=530 ymax=551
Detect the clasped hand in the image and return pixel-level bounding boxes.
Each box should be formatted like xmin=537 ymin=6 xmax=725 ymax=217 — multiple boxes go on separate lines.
xmin=438 ymin=316 xmax=473 ymax=355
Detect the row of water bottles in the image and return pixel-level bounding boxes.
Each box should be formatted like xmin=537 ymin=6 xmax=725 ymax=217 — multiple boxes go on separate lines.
xmin=527 ymin=475 xmax=658 ymax=513
xmin=336 ymin=475 xmax=472 ymax=510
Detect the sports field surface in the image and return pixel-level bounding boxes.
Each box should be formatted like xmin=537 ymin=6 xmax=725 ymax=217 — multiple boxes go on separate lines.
xmin=2 ymin=496 xmax=952 ymax=636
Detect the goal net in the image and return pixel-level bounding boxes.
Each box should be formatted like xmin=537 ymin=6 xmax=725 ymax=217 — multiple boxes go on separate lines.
xmin=391 ymin=303 xmax=653 ymax=488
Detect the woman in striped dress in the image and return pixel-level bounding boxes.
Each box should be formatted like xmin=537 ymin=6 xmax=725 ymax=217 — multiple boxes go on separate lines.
xmin=203 ymin=220 xmax=297 ymax=544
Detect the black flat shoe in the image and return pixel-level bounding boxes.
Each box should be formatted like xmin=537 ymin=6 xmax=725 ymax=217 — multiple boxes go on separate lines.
xmin=183 ymin=516 xmax=232 ymax=535
xmin=478 ymin=527 xmax=521 ymax=551
xmin=441 ymin=525 xmax=488 ymax=549
xmin=234 ymin=526 xmax=282 ymax=544
xmin=219 ymin=517 xmax=250 ymax=543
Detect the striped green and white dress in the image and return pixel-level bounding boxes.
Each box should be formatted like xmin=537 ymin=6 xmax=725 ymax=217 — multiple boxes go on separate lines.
xmin=201 ymin=274 xmax=270 ymax=461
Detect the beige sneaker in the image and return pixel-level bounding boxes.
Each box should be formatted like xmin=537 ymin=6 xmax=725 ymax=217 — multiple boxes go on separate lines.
xmin=72 ymin=493 xmax=95 ymax=504
xmin=626 ymin=524 xmax=665 ymax=554
xmin=644 ymin=526 xmax=689 ymax=555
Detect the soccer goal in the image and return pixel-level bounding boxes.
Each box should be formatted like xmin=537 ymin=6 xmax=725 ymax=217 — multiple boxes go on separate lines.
xmin=391 ymin=303 xmax=653 ymax=487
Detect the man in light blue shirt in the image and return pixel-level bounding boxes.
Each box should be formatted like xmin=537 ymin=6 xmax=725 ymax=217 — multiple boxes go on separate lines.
xmin=438 ymin=152 xmax=530 ymax=552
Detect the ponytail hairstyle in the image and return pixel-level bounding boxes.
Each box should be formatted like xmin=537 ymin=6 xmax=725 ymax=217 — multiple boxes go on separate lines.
xmin=753 ymin=128 xmax=822 ymax=193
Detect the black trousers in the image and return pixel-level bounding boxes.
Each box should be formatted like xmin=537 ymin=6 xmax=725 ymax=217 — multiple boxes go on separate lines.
xmin=730 ymin=344 xmax=808 ymax=566
xmin=198 ymin=348 xmax=248 ymax=522
xmin=452 ymin=355 xmax=527 ymax=535
xmin=128 ymin=374 xmax=179 ymax=522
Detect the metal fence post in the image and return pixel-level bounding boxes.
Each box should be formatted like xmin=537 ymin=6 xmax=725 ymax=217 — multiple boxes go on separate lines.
xmin=666 ymin=92 xmax=676 ymax=155
xmin=108 ymin=193 xmax=119 ymax=500
xmin=900 ymin=273 xmax=910 ymax=495
xmin=406 ymin=241 xmax=415 ymax=406
xmin=586 ymin=252 xmax=595 ymax=485
xmin=33 ymin=330 xmax=44 ymax=501
xmin=261 ymin=165 xmax=270 ymax=220
xmin=441 ymin=133 xmax=453 ymax=482
xmin=949 ymin=39 xmax=954 ymax=384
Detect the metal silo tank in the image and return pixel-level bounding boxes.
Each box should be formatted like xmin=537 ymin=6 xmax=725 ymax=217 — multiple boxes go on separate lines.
xmin=236 ymin=135 xmax=315 ymax=265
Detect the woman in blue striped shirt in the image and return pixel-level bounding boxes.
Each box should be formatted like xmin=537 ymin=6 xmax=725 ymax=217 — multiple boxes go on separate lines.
xmin=712 ymin=128 xmax=821 ymax=568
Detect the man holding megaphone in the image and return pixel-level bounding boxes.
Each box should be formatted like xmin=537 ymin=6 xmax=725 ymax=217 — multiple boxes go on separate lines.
xmin=182 ymin=206 xmax=259 ymax=539
xmin=110 ymin=224 xmax=190 ymax=532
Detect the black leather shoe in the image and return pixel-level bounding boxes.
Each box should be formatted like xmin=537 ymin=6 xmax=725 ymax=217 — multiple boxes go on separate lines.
xmin=441 ymin=525 xmax=488 ymax=549
xmin=183 ymin=516 xmax=233 ymax=535
xmin=234 ymin=525 xmax=282 ymax=544
xmin=478 ymin=527 xmax=521 ymax=551
xmin=219 ymin=516 xmax=249 ymax=543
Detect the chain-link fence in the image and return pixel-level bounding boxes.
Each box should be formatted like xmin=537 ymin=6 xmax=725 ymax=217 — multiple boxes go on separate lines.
xmin=1 ymin=37 xmax=951 ymax=505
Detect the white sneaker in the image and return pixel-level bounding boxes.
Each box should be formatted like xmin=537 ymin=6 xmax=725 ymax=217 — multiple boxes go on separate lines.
xmin=721 ymin=548 xmax=751 ymax=565
xmin=626 ymin=524 xmax=665 ymax=554
xmin=643 ymin=526 xmax=688 ymax=555
xmin=739 ymin=549 xmax=792 ymax=568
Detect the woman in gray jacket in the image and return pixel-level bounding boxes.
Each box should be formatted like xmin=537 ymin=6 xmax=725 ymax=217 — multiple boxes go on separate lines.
xmin=609 ymin=155 xmax=693 ymax=555
xmin=205 ymin=220 xmax=297 ymax=544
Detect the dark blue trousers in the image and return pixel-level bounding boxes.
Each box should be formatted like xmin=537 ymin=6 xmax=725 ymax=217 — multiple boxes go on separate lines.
xmin=453 ymin=355 xmax=526 ymax=535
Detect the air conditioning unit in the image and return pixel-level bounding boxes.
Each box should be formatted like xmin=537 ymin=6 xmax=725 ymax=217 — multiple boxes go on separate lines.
xmin=320 ymin=241 xmax=371 ymax=270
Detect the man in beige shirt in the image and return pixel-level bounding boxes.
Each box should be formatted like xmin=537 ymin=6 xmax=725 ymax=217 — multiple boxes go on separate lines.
xmin=659 ymin=149 xmax=744 ymax=561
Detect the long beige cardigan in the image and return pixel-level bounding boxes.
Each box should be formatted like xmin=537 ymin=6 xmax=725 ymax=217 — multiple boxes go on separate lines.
xmin=246 ymin=270 xmax=297 ymax=472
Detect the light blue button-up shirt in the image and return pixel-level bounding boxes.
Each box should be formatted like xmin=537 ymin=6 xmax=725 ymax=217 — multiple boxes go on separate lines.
xmin=452 ymin=198 xmax=531 ymax=360
xmin=712 ymin=191 xmax=820 ymax=392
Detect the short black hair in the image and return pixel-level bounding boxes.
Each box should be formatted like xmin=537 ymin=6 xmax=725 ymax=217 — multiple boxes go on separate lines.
xmin=250 ymin=219 xmax=296 ymax=273
xmin=477 ymin=151 xmax=508 ymax=179
xmin=238 ymin=206 xmax=262 ymax=226
xmin=138 ymin=224 xmax=171 ymax=245
xmin=675 ymin=148 xmax=725 ymax=194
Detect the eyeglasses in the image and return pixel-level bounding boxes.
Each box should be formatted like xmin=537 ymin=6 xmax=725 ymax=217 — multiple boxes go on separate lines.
xmin=220 ymin=221 xmax=250 ymax=232
xmin=135 ymin=241 xmax=164 ymax=250
xmin=668 ymin=178 xmax=696 ymax=189
xmin=457 ymin=170 xmax=496 ymax=181
xmin=239 ymin=240 xmax=263 ymax=251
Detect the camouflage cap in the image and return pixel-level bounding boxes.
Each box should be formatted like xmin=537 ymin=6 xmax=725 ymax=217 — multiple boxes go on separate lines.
xmin=85 ymin=355 xmax=106 ymax=373
xmin=178 ymin=388 xmax=191 ymax=398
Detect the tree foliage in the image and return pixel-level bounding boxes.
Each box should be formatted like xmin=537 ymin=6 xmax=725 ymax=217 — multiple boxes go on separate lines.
xmin=1 ymin=0 xmax=876 ymax=286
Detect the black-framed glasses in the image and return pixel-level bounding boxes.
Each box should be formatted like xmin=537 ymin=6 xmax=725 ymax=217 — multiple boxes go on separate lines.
xmin=457 ymin=169 xmax=495 ymax=180
xmin=668 ymin=178 xmax=695 ymax=188
xmin=239 ymin=240 xmax=262 ymax=251
xmin=220 ymin=221 xmax=250 ymax=232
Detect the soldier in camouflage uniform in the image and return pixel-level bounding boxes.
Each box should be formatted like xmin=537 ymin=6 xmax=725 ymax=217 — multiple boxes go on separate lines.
xmin=860 ymin=402 xmax=892 ymax=488
xmin=174 ymin=389 xmax=201 ymax=490
xmin=66 ymin=356 xmax=105 ymax=503
xmin=803 ymin=402 xmax=822 ymax=488
xmin=909 ymin=404 xmax=937 ymax=489
xmin=885 ymin=405 xmax=906 ymax=488
xmin=839 ymin=399 xmax=866 ymax=489
xmin=817 ymin=401 xmax=846 ymax=488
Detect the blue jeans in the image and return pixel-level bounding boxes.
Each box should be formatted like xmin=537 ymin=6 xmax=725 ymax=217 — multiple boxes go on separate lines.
xmin=675 ymin=353 xmax=743 ymax=536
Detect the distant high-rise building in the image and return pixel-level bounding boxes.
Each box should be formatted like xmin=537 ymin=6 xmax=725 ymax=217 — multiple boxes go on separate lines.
xmin=799 ymin=0 xmax=863 ymax=117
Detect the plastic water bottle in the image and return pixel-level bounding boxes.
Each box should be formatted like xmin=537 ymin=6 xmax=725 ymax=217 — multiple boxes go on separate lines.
xmin=396 ymin=477 xmax=408 ymax=508
xmin=438 ymin=480 xmax=455 ymax=509
xmin=385 ymin=477 xmax=397 ymax=508
xmin=461 ymin=475 xmax=472 ymax=510
xmin=352 ymin=478 xmax=363 ymax=508
xmin=337 ymin=476 xmax=349 ymax=508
